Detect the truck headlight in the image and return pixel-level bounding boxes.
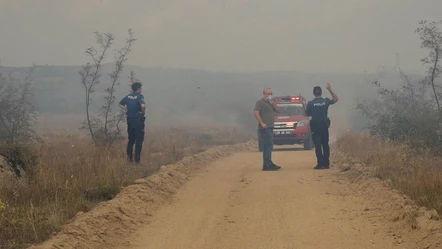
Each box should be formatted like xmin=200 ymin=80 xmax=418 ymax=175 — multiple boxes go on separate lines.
xmin=296 ymin=121 xmax=307 ymax=127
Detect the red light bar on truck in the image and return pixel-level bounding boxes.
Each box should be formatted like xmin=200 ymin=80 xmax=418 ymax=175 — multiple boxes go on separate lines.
xmin=277 ymin=96 xmax=304 ymax=103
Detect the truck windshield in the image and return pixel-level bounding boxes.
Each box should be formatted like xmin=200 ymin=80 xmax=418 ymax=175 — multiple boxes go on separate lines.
xmin=277 ymin=103 xmax=305 ymax=116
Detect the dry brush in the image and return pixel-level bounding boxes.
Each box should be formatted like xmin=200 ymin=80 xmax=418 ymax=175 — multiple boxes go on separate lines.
xmin=0 ymin=126 xmax=253 ymax=249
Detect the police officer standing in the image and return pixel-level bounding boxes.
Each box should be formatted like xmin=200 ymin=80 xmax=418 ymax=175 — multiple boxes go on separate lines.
xmin=305 ymin=83 xmax=339 ymax=170
xmin=118 ymin=82 xmax=146 ymax=164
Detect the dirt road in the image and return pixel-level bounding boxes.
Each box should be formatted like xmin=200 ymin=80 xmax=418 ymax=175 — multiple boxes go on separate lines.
xmin=108 ymin=146 xmax=438 ymax=249
xmin=32 ymin=142 xmax=442 ymax=249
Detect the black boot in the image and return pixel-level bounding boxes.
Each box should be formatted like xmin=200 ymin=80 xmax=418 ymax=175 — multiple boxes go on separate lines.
xmin=263 ymin=163 xmax=281 ymax=171
xmin=314 ymin=164 xmax=326 ymax=170
xmin=271 ymin=162 xmax=281 ymax=169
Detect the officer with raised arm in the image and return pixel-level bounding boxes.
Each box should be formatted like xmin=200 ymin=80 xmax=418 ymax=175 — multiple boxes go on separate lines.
xmin=305 ymin=83 xmax=339 ymax=170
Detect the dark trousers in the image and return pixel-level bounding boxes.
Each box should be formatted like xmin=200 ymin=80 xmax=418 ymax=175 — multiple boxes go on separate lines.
xmin=311 ymin=123 xmax=330 ymax=167
xmin=259 ymin=127 xmax=274 ymax=167
xmin=126 ymin=117 xmax=145 ymax=162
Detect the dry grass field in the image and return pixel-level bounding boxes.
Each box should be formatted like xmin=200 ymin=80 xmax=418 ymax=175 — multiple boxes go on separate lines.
xmin=334 ymin=131 xmax=442 ymax=215
xmin=0 ymin=114 xmax=253 ymax=248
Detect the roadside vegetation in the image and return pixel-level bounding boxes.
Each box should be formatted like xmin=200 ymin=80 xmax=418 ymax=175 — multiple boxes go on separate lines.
xmin=0 ymin=30 xmax=253 ymax=249
xmin=336 ymin=20 xmax=442 ymax=215
xmin=0 ymin=127 xmax=251 ymax=249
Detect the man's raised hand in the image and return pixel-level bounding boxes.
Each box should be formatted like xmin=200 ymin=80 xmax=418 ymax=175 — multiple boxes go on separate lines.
xmin=326 ymin=83 xmax=332 ymax=91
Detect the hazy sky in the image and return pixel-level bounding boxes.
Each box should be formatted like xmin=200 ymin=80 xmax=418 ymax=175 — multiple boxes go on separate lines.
xmin=0 ymin=0 xmax=441 ymax=73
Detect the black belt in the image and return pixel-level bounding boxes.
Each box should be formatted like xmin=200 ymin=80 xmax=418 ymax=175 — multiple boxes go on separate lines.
xmin=127 ymin=116 xmax=145 ymax=120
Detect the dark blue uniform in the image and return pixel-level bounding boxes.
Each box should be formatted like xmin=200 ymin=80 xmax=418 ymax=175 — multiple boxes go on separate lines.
xmin=119 ymin=92 xmax=146 ymax=163
xmin=306 ymin=97 xmax=335 ymax=168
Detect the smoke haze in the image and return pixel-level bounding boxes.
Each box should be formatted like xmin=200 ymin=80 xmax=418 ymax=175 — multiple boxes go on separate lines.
xmin=0 ymin=0 xmax=440 ymax=138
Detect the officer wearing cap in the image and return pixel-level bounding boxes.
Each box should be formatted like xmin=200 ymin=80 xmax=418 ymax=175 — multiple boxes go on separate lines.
xmin=118 ymin=82 xmax=146 ymax=164
xmin=305 ymin=83 xmax=339 ymax=170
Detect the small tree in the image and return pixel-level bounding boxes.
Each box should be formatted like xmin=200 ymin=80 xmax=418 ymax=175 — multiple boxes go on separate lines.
xmin=356 ymin=20 xmax=442 ymax=149
xmin=415 ymin=20 xmax=442 ymax=121
xmin=0 ymin=65 xmax=37 ymax=144
xmin=79 ymin=29 xmax=136 ymax=147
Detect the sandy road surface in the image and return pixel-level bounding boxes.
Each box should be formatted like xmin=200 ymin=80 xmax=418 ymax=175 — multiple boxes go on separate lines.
xmin=109 ymin=146 xmax=439 ymax=249
xmin=32 ymin=142 xmax=442 ymax=249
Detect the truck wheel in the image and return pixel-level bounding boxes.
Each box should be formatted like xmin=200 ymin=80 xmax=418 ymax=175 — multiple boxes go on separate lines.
xmin=304 ymin=133 xmax=313 ymax=150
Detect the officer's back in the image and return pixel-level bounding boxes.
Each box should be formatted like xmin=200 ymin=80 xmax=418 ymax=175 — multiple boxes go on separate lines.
xmin=122 ymin=92 xmax=145 ymax=118
xmin=306 ymin=86 xmax=335 ymax=130
xmin=308 ymin=97 xmax=333 ymax=123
